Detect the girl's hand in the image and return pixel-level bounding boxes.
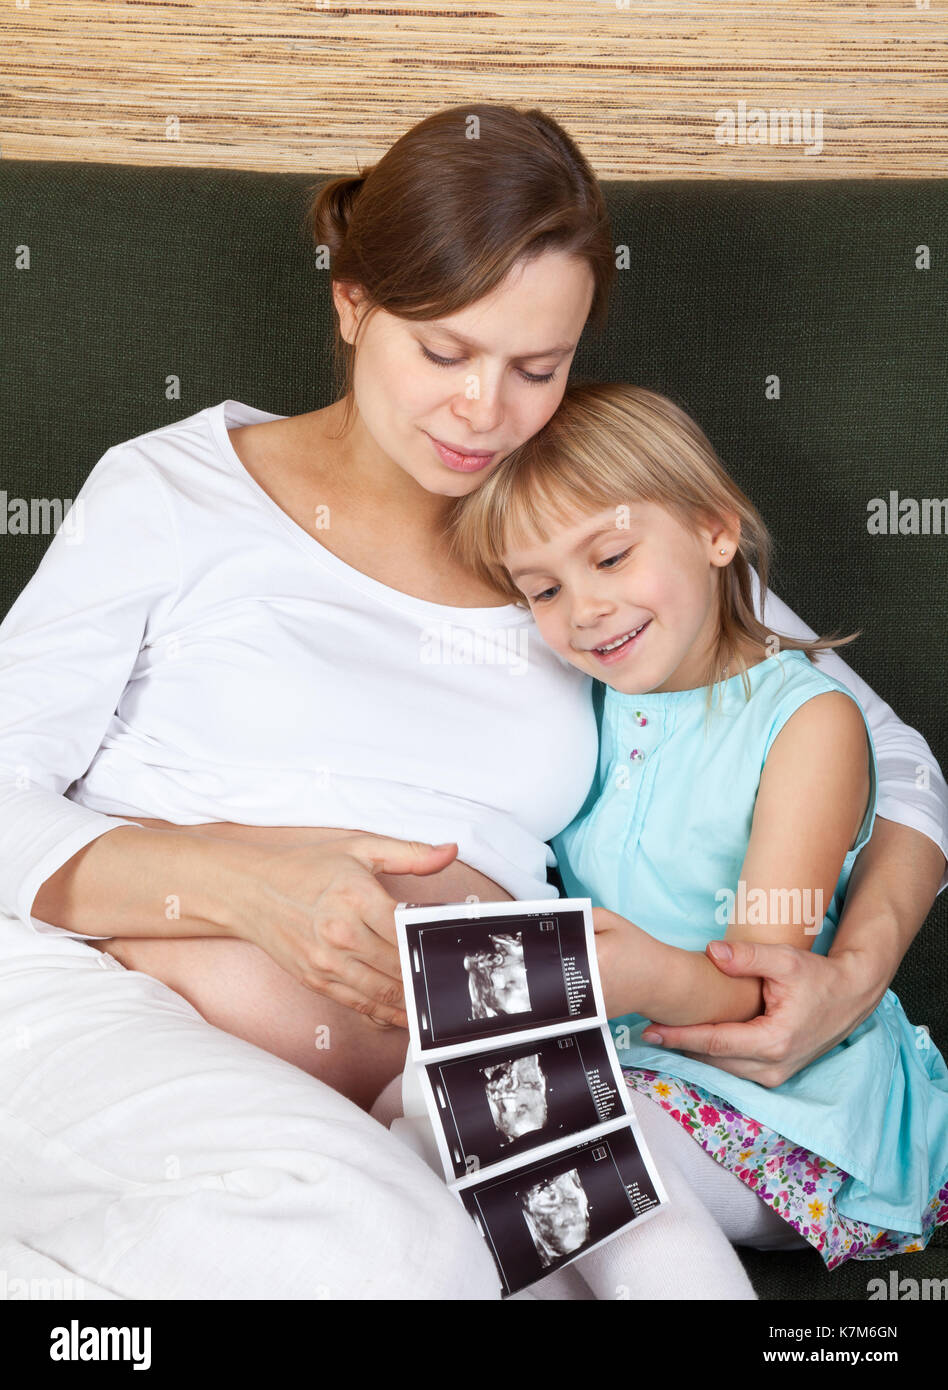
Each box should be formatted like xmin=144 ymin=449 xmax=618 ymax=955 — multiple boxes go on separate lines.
xmin=638 ymin=938 xmax=879 ymax=1087
xmin=592 ymin=906 xmax=641 ymax=1018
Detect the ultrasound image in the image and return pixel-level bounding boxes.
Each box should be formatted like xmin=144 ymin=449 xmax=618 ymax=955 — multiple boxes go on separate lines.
xmin=519 ymin=1168 xmax=591 ymax=1268
xmin=464 ymin=932 xmax=532 ymax=1019
xmin=482 ymin=1053 xmax=549 ymax=1144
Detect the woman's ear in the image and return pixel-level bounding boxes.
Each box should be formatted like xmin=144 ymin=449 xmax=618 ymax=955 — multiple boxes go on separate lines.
xmin=331 ymin=281 xmax=367 ymax=345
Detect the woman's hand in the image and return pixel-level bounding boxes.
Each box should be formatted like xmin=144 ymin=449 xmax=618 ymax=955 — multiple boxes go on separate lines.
xmin=638 ymin=938 xmax=881 ymax=1087
xmin=219 ymin=832 xmax=460 ymax=1029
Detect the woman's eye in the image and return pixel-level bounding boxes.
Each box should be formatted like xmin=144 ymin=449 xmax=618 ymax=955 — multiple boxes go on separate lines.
xmin=599 ymin=548 xmax=631 ymax=569
xmin=421 ymin=345 xmax=461 ymax=369
xmin=420 ymin=344 xmax=557 ymax=385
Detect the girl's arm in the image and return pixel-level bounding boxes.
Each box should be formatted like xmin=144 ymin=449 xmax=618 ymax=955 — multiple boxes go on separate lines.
xmin=597 ymin=691 xmax=872 ymax=1027
xmin=632 ymin=578 xmax=946 ymax=1082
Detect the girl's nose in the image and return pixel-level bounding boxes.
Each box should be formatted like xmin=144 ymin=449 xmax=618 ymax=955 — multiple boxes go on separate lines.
xmin=571 ymin=587 xmax=615 ymax=629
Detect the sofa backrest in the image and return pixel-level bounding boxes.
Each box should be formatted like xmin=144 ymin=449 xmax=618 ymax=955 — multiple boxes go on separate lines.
xmin=1 ymin=161 xmax=944 ymax=1044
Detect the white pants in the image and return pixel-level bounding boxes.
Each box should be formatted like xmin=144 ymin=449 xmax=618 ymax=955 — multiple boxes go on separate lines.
xmin=0 ymin=913 xmax=500 ymax=1300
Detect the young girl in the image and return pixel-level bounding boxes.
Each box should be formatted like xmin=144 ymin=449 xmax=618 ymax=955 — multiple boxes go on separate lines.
xmin=449 ymin=381 xmax=948 ymax=1276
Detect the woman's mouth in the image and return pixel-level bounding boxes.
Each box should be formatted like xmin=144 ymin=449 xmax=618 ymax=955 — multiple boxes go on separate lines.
xmin=425 ymin=432 xmax=496 ymax=473
xmin=588 ymin=620 xmax=651 ymax=665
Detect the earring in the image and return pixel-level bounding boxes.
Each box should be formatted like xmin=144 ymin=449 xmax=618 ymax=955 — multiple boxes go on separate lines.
xmin=719 ymin=548 xmax=728 ymax=555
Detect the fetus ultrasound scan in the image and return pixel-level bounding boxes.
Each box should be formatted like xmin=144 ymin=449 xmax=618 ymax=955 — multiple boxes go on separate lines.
xmin=400 ymin=902 xmax=599 ymax=1051
xmin=396 ymin=899 xmax=669 ymax=1296
xmin=459 ymin=1126 xmax=665 ymax=1295
xmin=520 ymin=1168 xmax=591 ymax=1268
xmin=482 ymin=1052 xmax=549 ymax=1143
xmin=465 ymin=932 xmax=532 ymax=1018
xmin=423 ymin=1029 xmax=628 ymax=1179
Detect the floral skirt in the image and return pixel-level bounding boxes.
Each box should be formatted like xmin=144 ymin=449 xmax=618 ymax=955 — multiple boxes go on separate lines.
xmin=623 ymin=1067 xmax=948 ymax=1270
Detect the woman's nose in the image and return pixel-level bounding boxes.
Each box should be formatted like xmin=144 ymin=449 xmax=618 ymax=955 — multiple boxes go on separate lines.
xmin=451 ymin=368 xmax=506 ymax=433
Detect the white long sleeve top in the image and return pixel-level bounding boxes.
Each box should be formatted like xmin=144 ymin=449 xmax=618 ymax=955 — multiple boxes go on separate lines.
xmin=1 ymin=400 xmax=945 ymax=943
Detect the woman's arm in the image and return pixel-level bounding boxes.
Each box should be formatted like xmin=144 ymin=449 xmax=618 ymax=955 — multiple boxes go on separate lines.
xmin=651 ymin=818 xmax=948 ymax=1086
xmin=751 ymin=569 xmax=948 ymax=899
xmin=32 ymin=819 xmax=459 ymax=1028
xmin=822 ymin=814 xmax=946 ymax=1010
xmin=0 ymin=445 xmax=451 ymax=1026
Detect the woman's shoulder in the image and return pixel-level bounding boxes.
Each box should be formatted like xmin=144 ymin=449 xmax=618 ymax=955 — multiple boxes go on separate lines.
xmin=93 ymin=400 xmax=303 ymax=529
xmin=74 ymin=403 xmax=289 ymax=579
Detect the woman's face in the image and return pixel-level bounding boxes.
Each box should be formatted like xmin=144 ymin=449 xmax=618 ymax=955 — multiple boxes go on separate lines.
xmin=333 ymin=250 xmax=596 ymax=497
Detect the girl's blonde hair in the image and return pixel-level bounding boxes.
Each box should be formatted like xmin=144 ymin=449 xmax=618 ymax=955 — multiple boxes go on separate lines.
xmin=447 ymin=382 xmax=860 ymax=712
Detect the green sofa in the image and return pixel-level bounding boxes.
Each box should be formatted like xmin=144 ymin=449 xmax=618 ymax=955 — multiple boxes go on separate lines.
xmin=1 ymin=160 xmax=945 ymax=1300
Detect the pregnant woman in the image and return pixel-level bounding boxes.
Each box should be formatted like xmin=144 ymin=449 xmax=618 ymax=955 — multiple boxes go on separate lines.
xmin=1 ymin=103 xmax=945 ymax=1302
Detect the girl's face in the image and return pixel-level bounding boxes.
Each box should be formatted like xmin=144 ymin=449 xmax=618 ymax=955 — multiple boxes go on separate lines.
xmin=503 ymin=501 xmax=739 ymax=695
xmin=332 ymin=250 xmax=595 ymax=498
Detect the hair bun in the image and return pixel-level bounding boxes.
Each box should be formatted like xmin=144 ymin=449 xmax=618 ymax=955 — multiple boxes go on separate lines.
xmin=306 ymin=172 xmax=370 ymax=255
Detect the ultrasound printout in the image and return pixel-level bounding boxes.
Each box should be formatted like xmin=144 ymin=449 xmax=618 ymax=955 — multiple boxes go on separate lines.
xmin=395 ymin=898 xmax=669 ymax=1297
xmin=457 ymin=1125 xmax=665 ymax=1296
xmin=399 ymin=901 xmax=600 ymax=1056
xmin=425 ymin=1028 xmax=628 ymax=1180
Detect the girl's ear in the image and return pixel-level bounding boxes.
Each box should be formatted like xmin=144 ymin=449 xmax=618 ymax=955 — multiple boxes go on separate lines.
xmin=705 ymin=509 xmax=742 ymax=562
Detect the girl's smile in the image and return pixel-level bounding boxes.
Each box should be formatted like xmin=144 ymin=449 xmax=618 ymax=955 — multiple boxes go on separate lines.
xmin=583 ymin=618 xmax=653 ymax=665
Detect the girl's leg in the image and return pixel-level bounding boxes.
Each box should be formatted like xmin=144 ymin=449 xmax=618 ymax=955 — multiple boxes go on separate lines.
xmin=629 ymin=1098 xmax=811 ymax=1251
xmin=0 ymin=916 xmax=500 ymax=1301
xmin=557 ymin=1089 xmax=760 ymax=1301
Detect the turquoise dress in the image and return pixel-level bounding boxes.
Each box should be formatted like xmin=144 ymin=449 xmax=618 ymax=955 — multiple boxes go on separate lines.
xmin=552 ymin=649 xmax=948 ymax=1264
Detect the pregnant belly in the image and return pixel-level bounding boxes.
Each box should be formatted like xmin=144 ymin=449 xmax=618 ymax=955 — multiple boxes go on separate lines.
xmin=92 ymin=818 xmax=514 ymax=1108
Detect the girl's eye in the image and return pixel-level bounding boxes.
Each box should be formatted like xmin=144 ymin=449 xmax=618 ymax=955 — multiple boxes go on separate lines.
xmin=530 ymin=585 xmax=560 ymax=603
xmin=599 ymin=548 xmax=632 ymax=568
xmin=420 ymin=344 xmax=557 ymax=385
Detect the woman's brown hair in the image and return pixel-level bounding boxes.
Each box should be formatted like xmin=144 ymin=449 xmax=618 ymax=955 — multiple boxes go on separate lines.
xmin=448 ymin=382 xmax=861 ymax=716
xmin=302 ymin=103 xmax=615 ymax=435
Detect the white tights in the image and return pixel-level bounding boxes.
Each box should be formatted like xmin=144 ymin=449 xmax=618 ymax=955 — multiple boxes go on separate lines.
xmin=372 ymin=1076 xmax=810 ymax=1301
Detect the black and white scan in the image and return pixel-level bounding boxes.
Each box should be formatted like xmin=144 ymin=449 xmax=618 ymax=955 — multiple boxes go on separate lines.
xmin=520 ymin=1167 xmax=591 ymax=1268
xmin=400 ymin=903 xmax=600 ymax=1052
xmin=458 ymin=1127 xmax=665 ymax=1296
xmin=465 ymin=932 xmax=532 ymax=1019
xmin=424 ymin=1028 xmax=629 ymax=1179
xmin=396 ymin=899 xmax=668 ymax=1296
xmin=483 ymin=1052 xmax=549 ymax=1143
